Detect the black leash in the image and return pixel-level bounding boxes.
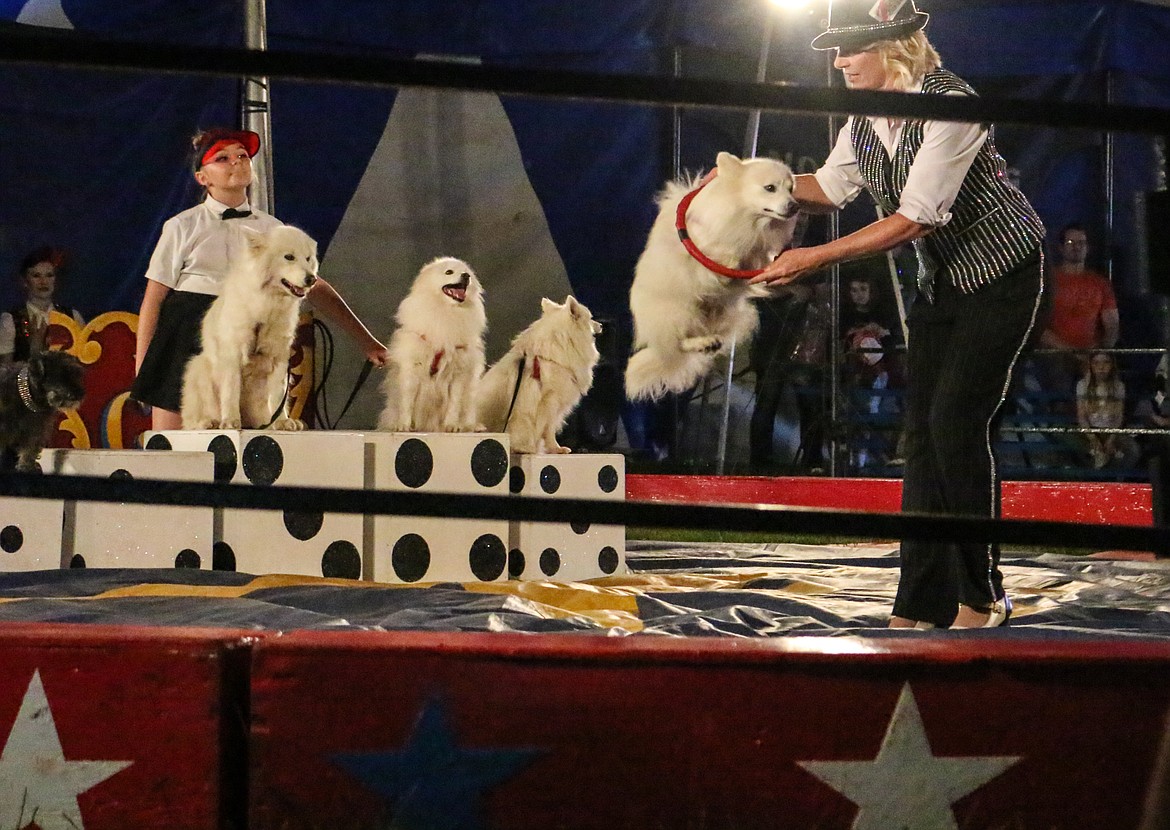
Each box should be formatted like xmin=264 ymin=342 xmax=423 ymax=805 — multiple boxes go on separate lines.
xmin=259 ymin=368 xmax=295 ymax=429
xmin=332 ymin=359 xmax=375 ymax=428
xmin=502 ymin=354 xmax=526 ymax=429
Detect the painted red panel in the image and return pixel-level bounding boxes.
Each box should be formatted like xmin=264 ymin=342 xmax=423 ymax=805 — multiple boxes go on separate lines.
xmin=627 ymin=474 xmax=1153 ymax=526
xmin=0 ymin=623 xmax=258 ymax=830
xmin=250 ymin=631 xmax=1170 ymax=829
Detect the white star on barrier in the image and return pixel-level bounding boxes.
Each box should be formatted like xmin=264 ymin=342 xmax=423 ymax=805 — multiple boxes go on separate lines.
xmin=798 ymin=683 xmax=1021 ymax=830
xmin=0 ymin=670 xmax=132 ymax=830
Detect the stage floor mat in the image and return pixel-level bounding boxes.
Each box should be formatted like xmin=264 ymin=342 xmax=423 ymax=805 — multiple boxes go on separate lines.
xmin=1 ymin=541 xmax=1168 ymax=638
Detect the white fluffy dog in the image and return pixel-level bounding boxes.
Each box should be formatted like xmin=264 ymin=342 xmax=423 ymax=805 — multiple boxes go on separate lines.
xmin=477 ymin=296 xmax=601 ymax=454
xmin=625 ymin=152 xmax=799 ymax=401
xmin=378 ymin=257 xmax=486 ymax=432
xmin=181 ymin=225 xmax=317 ymax=430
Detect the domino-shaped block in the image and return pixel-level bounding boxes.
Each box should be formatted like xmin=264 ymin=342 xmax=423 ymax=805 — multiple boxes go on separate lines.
xmin=0 ymin=496 xmax=64 ymax=571
xmin=40 ymin=448 xmax=214 ymax=569
xmin=145 ymin=430 xmax=366 ymax=579
xmin=508 ymin=453 xmax=625 ymax=582
xmin=364 ymin=432 xmax=510 ymax=583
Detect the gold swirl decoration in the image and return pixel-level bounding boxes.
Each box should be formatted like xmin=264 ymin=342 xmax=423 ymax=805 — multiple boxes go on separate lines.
xmin=45 ymin=309 xmax=318 ymax=448
xmin=56 ymin=408 xmax=91 ymax=449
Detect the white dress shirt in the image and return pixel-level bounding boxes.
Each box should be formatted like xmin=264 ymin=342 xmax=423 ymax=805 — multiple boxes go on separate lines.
xmin=144 ymin=196 xmax=282 ymax=296
xmin=813 ymin=81 xmax=987 ymax=228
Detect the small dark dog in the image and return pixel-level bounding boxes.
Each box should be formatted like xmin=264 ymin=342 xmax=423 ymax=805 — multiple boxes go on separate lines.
xmin=0 ymin=350 xmax=86 ymax=472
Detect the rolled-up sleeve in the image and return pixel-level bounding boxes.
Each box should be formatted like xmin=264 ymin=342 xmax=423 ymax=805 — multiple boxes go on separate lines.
xmin=897 ymin=116 xmax=986 ymax=228
xmin=813 ymin=119 xmax=867 ymax=209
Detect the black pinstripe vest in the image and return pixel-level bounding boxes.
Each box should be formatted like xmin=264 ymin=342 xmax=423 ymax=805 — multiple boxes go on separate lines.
xmin=850 ymin=69 xmax=1045 ymax=301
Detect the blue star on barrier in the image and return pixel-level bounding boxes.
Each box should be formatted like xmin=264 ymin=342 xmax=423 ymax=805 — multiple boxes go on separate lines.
xmin=331 ymin=697 xmax=544 ymax=830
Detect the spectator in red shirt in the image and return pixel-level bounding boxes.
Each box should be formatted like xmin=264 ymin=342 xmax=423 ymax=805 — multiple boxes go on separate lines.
xmin=1037 ymin=223 xmax=1119 ymax=410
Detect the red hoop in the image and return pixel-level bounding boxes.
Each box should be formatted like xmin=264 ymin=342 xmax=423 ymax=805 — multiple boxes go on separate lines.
xmin=674 ymin=181 xmax=765 ymax=280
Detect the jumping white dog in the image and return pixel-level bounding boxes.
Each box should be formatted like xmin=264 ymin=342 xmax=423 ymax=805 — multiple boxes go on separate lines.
xmin=181 ymin=224 xmax=317 ymax=430
xmin=625 ymin=152 xmax=799 ymax=401
xmin=377 ymin=257 xmax=487 ymax=432
xmin=477 ymin=295 xmax=601 ymax=454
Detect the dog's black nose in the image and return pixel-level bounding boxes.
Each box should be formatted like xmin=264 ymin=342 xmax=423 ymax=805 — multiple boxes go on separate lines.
xmin=305 ymin=274 xmax=318 ymax=286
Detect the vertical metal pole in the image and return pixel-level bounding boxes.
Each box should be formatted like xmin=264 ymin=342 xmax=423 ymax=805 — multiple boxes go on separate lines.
xmin=826 ymin=50 xmax=842 ymax=477
xmin=671 ymin=46 xmax=687 ymax=462
xmin=1105 ymin=69 xmax=1115 ymax=284
xmin=672 ymin=47 xmax=683 ymax=181
xmin=243 ymin=0 xmax=274 ymax=213
xmin=715 ymin=13 xmax=775 ymax=475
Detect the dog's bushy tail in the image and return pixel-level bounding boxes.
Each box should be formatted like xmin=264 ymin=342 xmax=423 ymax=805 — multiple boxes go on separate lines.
xmin=624 ymin=347 xmax=712 ymax=402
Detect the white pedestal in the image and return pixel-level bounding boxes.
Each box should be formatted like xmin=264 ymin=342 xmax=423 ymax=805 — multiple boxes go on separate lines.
xmin=0 ymin=496 xmax=64 ymax=571
xmin=145 ymin=430 xmax=366 ymax=578
xmin=363 ymin=432 xmax=510 ymax=583
xmin=40 ymin=448 xmax=214 ymax=569
xmin=508 ymin=453 xmax=626 ymax=582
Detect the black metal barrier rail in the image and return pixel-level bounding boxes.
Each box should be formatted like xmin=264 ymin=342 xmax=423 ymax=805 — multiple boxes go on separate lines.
xmin=0 ymin=471 xmax=1163 ymax=553
xmin=2 ymin=29 xmax=1170 ymax=134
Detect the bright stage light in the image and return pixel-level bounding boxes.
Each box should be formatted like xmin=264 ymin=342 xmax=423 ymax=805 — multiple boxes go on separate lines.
xmin=769 ymin=0 xmax=812 ymax=9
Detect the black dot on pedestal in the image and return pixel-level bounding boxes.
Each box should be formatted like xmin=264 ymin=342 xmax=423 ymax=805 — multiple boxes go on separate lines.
xmin=508 ymin=548 xmax=525 ymax=578
xmin=145 ymin=434 xmax=172 ymax=451
xmin=0 ymin=525 xmax=23 ymax=553
xmin=539 ymin=465 xmax=561 ymax=494
xmin=598 ymin=465 xmax=619 ymax=493
xmin=284 ymin=510 xmax=324 ymax=541
xmin=509 ymin=466 xmax=525 ymax=494
xmin=207 ymin=435 xmax=238 ymax=482
xmin=69 ymin=554 xmax=86 ymax=569
xmin=243 ymin=435 xmax=284 ymax=485
xmin=395 ymin=439 xmax=433 ymax=489
xmin=470 ymin=439 xmax=508 ymax=488
xmin=174 ymin=549 xmax=201 ymax=569
xmin=598 ymin=546 xmax=619 ymax=574
xmin=392 ymin=533 xmax=430 ymax=582
xmin=321 ymin=541 xmax=361 ymax=579
xmin=212 ymin=542 xmax=237 ymax=571
xmin=539 ymin=547 xmax=560 ymax=577
xmin=570 ymin=521 xmax=590 ymax=535
xmin=109 ymin=468 xmax=133 ymax=481
xmin=468 ymin=534 xmax=506 ymax=581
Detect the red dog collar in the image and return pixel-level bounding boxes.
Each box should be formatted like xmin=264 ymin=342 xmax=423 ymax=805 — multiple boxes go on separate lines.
xmin=676 ymin=180 xmax=786 ymax=280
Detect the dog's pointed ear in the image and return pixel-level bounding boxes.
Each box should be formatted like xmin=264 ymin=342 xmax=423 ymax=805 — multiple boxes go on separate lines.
xmin=239 ymin=225 xmax=267 ymax=254
xmin=540 ymin=297 xmax=559 ymax=314
xmin=565 ymin=296 xmax=582 ymax=319
xmin=715 ymin=152 xmax=742 ymax=178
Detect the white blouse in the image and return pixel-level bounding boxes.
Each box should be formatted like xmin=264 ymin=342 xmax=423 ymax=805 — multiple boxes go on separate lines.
xmin=813 ymin=81 xmax=988 ymax=229
xmin=144 ymin=196 xmax=282 ymax=296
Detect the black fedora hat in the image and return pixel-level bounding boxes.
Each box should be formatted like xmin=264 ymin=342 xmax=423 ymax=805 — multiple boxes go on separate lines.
xmin=811 ymin=0 xmax=929 ymax=51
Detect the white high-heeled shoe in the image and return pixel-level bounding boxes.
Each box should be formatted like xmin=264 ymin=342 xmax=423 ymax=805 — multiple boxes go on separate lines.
xmin=953 ymin=596 xmax=1013 ymax=629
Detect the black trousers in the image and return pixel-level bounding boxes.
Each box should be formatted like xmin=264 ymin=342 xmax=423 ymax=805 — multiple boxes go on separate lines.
xmin=893 ymin=251 xmax=1044 ymax=626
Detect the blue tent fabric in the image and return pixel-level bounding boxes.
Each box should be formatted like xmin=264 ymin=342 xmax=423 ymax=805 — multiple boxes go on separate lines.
xmin=1 ymin=1 xmax=1168 ymax=354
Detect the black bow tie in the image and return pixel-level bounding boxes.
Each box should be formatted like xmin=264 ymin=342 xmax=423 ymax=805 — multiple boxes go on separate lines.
xmin=221 ymin=208 xmax=252 ymax=220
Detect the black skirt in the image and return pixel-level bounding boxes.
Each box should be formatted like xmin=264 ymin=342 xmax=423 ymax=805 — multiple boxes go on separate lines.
xmin=130 ymin=290 xmax=216 ymax=412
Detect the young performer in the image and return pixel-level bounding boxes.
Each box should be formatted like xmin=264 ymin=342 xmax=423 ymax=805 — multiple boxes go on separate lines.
xmin=132 ymin=128 xmax=388 ymax=430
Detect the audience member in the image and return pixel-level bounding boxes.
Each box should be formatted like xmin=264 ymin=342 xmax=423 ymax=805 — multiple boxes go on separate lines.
xmin=839 ymin=270 xmax=904 ymax=468
xmin=1038 ymin=223 xmax=1120 ymax=409
xmin=1138 ymin=353 xmax=1170 ymax=522
xmin=749 ymin=280 xmax=830 ymax=474
xmin=1075 ymin=350 xmax=1136 ymax=469
xmin=0 ymin=246 xmax=85 ymax=364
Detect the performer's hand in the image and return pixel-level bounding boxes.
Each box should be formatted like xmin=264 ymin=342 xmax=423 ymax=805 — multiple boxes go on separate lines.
xmin=366 ymin=344 xmax=390 ymax=368
xmin=750 ymin=247 xmax=824 ymax=287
